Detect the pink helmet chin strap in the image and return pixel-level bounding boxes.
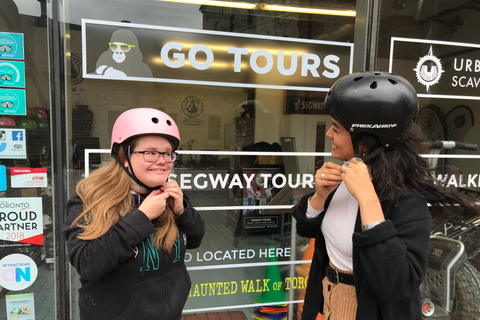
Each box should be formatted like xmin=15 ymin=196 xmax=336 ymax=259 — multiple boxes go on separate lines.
xmin=113 ymin=143 xmax=161 ymax=194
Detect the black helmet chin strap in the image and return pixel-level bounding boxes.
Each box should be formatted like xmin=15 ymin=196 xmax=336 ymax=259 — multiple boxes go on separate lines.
xmin=112 ymin=144 xmax=161 ymax=194
xmin=363 ymin=146 xmax=385 ymax=163
xmin=351 ymin=133 xmax=385 ymax=163
xmin=351 ymin=133 xmax=360 ymax=158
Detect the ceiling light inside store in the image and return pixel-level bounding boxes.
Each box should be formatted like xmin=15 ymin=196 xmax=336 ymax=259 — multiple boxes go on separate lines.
xmin=152 ymin=57 xmax=247 ymax=69
xmin=261 ymin=4 xmax=356 ymax=17
xmin=157 ymin=0 xmax=356 ymax=17
xmin=159 ymin=0 xmax=256 ymax=9
xmin=179 ymin=42 xmax=307 ymax=55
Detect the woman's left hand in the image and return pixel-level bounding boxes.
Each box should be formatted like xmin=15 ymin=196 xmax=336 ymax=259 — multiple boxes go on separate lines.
xmin=161 ymin=180 xmax=184 ymax=215
xmin=338 ymin=157 xmax=377 ymax=202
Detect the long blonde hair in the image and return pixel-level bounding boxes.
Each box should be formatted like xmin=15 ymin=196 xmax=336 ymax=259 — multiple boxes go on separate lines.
xmin=72 ymin=138 xmax=179 ymax=252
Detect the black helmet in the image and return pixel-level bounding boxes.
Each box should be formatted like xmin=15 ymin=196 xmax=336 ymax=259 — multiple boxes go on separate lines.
xmin=324 ymin=71 xmax=418 ymax=151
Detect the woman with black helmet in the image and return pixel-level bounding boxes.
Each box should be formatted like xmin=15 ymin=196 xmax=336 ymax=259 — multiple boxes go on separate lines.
xmin=292 ymin=72 xmax=478 ymax=320
xmin=63 ymin=108 xmax=205 ymax=320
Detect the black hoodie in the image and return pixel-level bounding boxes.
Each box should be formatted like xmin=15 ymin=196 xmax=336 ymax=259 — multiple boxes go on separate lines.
xmin=63 ymin=193 xmax=205 ymax=320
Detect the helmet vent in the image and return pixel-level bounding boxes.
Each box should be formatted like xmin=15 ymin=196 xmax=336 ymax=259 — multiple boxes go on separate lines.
xmin=353 ymin=76 xmax=363 ymax=82
xmin=166 ymin=120 xmax=172 ymax=126
xmin=370 ymin=81 xmax=377 ymax=89
xmin=388 ymin=79 xmax=398 ymax=85
xmin=151 ymin=117 xmax=159 ymax=124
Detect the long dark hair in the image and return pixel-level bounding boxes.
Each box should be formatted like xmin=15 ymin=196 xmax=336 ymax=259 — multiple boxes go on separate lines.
xmin=358 ymin=123 xmax=479 ymax=214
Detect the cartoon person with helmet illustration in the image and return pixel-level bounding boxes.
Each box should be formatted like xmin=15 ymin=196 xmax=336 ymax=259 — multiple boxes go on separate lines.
xmin=292 ymin=72 xmax=479 ymax=320
xmin=95 ymin=29 xmax=152 ymax=78
xmin=63 ymin=108 xmax=204 ymax=320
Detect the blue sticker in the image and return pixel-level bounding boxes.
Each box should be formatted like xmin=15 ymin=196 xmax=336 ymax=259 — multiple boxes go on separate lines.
xmin=0 ymin=89 xmax=26 ymax=115
xmin=0 ymin=165 xmax=6 ymax=191
xmin=0 ymin=32 xmax=24 ymax=60
xmin=12 ymin=130 xmax=23 ymax=141
xmin=0 ymin=61 xmax=25 ymax=88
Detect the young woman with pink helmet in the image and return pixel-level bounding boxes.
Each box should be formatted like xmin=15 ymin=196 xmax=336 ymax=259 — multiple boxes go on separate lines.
xmin=64 ymin=108 xmax=205 ymax=320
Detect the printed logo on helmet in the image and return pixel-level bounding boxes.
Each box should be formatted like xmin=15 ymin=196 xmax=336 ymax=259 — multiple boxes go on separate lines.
xmin=413 ymin=46 xmax=444 ymax=92
xmin=351 ymin=123 xmax=398 ymax=129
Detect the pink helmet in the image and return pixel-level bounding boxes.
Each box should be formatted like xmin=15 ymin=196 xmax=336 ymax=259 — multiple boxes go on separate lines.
xmin=111 ymin=108 xmax=180 ymax=155
xmin=0 ymin=116 xmax=16 ymax=127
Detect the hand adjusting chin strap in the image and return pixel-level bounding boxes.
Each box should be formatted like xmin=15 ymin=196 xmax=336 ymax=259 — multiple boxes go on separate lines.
xmin=111 ymin=144 xmax=160 ymax=194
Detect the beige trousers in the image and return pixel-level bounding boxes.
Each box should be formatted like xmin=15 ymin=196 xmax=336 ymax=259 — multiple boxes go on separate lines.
xmin=321 ymin=263 xmax=357 ymax=320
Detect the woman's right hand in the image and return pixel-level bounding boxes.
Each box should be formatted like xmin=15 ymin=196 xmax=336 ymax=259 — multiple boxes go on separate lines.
xmin=138 ymin=190 xmax=170 ymax=220
xmin=310 ymin=162 xmax=342 ymax=210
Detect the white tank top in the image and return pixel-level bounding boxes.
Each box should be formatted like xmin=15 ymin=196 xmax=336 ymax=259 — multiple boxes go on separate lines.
xmin=320 ymin=182 xmax=358 ymax=272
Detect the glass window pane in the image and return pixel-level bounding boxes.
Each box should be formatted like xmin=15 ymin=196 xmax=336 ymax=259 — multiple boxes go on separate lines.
xmin=377 ymin=2 xmax=480 ymax=320
xmin=0 ymin=1 xmax=55 ymax=319
xmin=63 ymin=1 xmax=356 ymax=318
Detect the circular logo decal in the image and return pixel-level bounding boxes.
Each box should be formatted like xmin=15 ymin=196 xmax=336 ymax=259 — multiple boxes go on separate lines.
xmin=417 ymin=108 xmax=438 ymax=135
xmin=182 ymin=96 xmax=203 ymax=118
xmin=71 ymin=54 xmax=83 ymax=85
xmin=413 ymin=46 xmax=444 ymax=92
xmin=0 ymin=254 xmax=38 ymax=291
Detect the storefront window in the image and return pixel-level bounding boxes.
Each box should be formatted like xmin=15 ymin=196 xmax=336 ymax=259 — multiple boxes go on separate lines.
xmin=64 ymin=0 xmax=356 ymax=319
xmin=0 ymin=1 xmax=55 ymax=319
xmin=9 ymin=1 xmax=480 ymax=319
xmin=376 ymin=2 xmax=480 ymax=319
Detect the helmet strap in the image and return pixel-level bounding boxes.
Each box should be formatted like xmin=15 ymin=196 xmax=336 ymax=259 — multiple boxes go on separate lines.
xmin=351 ymin=133 xmax=360 ymax=158
xmin=363 ymin=146 xmax=385 ymax=162
xmin=137 ymin=184 xmax=141 ymax=207
xmin=111 ymin=144 xmax=159 ymax=193
xmin=351 ymin=133 xmax=384 ymax=162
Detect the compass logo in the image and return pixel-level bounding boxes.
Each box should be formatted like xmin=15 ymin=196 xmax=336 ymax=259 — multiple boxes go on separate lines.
xmin=181 ymin=96 xmax=203 ymax=118
xmin=413 ymin=46 xmax=445 ymax=92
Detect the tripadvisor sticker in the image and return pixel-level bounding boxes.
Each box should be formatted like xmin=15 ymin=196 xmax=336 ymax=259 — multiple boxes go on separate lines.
xmin=0 ymin=254 xmax=38 ymax=291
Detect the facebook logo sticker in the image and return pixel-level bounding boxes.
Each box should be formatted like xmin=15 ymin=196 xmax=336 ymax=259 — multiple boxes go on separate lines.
xmin=12 ymin=131 xmax=23 ymax=141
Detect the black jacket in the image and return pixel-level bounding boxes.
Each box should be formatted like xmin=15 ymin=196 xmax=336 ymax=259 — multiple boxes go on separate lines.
xmin=63 ymin=193 xmax=205 ymax=320
xmin=292 ymin=190 xmax=431 ymax=320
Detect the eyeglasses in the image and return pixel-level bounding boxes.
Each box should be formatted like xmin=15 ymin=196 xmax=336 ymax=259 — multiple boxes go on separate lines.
xmin=133 ymin=150 xmax=177 ymax=163
xmin=108 ymin=43 xmax=136 ymax=52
